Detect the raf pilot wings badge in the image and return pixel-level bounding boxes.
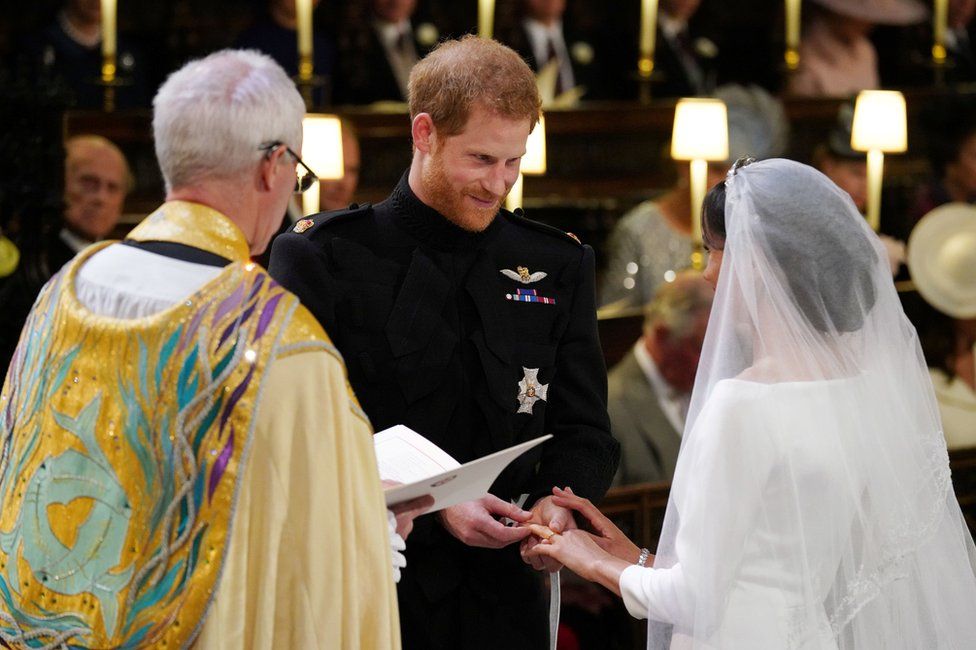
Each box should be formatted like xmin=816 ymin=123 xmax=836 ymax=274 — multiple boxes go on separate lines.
xmin=500 ymin=265 xmax=547 ymax=284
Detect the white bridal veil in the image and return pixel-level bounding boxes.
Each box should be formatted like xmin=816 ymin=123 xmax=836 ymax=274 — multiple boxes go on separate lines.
xmin=647 ymin=159 xmax=976 ymax=649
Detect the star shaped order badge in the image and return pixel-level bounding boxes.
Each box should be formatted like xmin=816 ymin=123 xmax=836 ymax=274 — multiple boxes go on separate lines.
xmin=517 ymin=367 xmax=549 ymax=414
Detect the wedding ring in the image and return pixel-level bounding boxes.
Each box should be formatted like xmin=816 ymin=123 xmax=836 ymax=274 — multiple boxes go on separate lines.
xmin=527 ymin=523 xmax=558 ymax=541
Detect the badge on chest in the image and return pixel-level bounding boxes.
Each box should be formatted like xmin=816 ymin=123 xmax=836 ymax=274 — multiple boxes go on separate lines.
xmin=500 ymin=266 xmax=556 ymax=305
xmin=517 ymin=367 xmax=549 ymax=414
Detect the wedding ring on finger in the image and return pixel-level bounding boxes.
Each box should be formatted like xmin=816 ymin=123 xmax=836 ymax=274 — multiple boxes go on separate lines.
xmin=527 ymin=523 xmax=559 ymax=542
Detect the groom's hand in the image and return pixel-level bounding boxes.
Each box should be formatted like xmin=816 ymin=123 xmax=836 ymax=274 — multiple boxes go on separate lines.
xmin=520 ymin=495 xmax=577 ymax=572
xmin=438 ymin=495 xmax=533 ymax=548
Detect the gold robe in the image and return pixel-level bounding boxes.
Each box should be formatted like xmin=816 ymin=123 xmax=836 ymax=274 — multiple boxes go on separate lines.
xmin=0 ymin=201 xmax=399 ymax=649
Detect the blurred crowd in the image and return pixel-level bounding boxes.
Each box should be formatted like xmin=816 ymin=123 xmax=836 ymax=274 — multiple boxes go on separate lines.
xmin=4 ymin=0 xmax=976 ymax=110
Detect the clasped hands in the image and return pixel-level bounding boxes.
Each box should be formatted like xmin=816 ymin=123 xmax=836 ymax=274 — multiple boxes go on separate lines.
xmin=435 ymin=491 xmax=570 ymax=572
xmin=438 ymin=486 xmax=646 ymax=583
xmin=522 ymin=487 xmax=644 ymax=584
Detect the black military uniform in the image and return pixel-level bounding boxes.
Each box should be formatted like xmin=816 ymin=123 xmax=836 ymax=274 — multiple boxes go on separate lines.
xmin=269 ymin=172 xmax=619 ymax=649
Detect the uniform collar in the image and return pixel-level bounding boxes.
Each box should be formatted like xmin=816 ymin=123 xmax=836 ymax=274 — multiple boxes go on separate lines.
xmin=127 ymin=200 xmax=252 ymax=263
xmin=390 ymin=171 xmax=501 ymax=251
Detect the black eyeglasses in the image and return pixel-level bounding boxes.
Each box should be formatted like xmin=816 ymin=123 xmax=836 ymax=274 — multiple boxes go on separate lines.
xmin=259 ymin=141 xmax=318 ymax=194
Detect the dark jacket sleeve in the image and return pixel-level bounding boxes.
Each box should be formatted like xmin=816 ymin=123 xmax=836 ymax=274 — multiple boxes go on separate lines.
xmin=527 ymin=245 xmax=619 ymax=505
xmin=268 ymin=232 xmax=339 ymax=337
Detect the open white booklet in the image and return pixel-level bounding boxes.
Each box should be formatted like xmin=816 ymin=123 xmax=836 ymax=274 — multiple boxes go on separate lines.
xmin=374 ymin=425 xmax=552 ymax=512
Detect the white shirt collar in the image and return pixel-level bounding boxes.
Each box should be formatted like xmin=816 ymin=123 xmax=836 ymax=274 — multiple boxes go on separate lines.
xmin=633 ymin=339 xmax=691 ymax=435
xmin=524 ymin=18 xmax=564 ymax=42
xmin=374 ymin=19 xmax=412 ymax=49
xmin=522 ymin=18 xmax=575 ymax=93
xmin=59 ymin=227 xmax=94 ymax=254
xmin=658 ymin=13 xmax=688 ymax=40
xmin=524 ymin=18 xmax=565 ymax=59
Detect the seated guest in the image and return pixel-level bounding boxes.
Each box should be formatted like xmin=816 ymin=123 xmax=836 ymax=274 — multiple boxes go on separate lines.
xmin=0 ymin=134 xmax=131 ymax=371
xmin=911 ymin=110 xmax=976 ymax=224
xmin=943 ymin=0 xmax=976 ymax=78
xmin=234 ymin=0 xmax=336 ymax=107
xmin=333 ymin=0 xmax=436 ymax=105
xmin=877 ymin=0 xmax=976 ymax=87
xmin=814 ymin=103 xmax=907 ymax=274
xmin=813 ymin=105 xmax=867 ymax=213
xmin=788 ymin=0 xmax=927 ymax=97
xmin=610 ymin=270 xmax=713 ymax=485
xmin=499 ymin=0 xmax=604 ymax=101
xmin=599 ymin=0 xmax=718 ymax=99
xmin=652 ymin=0 xmax=718 ymax=97
xmin=906 ymin=204 xmax=976 ymax=449
xmin=600 ymin=85 xmax=787 ymax=308
xmin=21 ymin=0 xmax=152 ymax=108
xmin=599 ymin=162 xmax=718 ymax=310
xmin=60 ymin=135 xmax=132 ymax=251
xmin=320 ymin=119 xmax=362 ymax=210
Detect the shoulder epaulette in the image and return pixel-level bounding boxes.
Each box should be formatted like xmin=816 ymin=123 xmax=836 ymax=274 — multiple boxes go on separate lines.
xmin=290 ymin=203 xmax=373 ymax=238
xmin=500 ymin=207 xmax=583 ymax=246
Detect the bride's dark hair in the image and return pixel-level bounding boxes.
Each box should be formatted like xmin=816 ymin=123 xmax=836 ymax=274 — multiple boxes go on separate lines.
xmin=701 ymin=157 xmax=753 ymax=250
xmin=701 ymin=157 xmax=878 ymax=333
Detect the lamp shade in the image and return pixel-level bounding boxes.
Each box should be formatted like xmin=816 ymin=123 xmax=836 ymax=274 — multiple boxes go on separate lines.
xmin=671 ymin=98 xmax=729 ymax=161
xmin=302 ymin=114 xmax=344 ymax=180
xmin=851 ymin=90 xmax=907 ymax=153
xmin=522 ymin=116 xmax=547 ymax=176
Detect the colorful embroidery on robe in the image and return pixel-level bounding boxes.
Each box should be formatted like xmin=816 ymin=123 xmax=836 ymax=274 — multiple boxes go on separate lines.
xmin=0 ymin=248 xmax=294 ymax=649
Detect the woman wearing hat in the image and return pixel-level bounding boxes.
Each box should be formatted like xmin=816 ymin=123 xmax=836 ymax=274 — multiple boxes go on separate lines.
xmin=528 ymin=159 xmax=976 ymax=648
xmin=789 ymin=0 xmax=928 ymax=96
xmin=908 ymin=203 xmax=976 ymax=448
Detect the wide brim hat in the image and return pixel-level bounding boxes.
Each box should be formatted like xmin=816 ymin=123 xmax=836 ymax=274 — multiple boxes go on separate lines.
xmin=908 ymin=203 xmax=976 ymax=319
xmin=810 ymin=0 xmax=928 ymax=25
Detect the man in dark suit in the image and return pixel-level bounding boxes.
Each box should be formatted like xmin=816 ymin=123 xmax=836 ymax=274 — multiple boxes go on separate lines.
xmin=650 ymin=0 xmax=717 ymax=97
xmin=598 ymin=0 xmax=716 ymax=99
xmin=0 ymin=134 xmax=131 ymax=370
xmin=609 ymin=270 xmax=712 ymax=486
xmin=333 ymin=0 xmax=436 ymax=104
xmin=500 ymin=0 xmax=604 ymax=100
xmin=270 ymin=36 xmax=619 ymax=649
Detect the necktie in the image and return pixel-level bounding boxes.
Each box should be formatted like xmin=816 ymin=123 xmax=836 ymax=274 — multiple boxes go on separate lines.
xmin=396 ymin=30 xmax=410 ymax=56
xmin=675 ymin=29 xmax=704 ymax=92
xmin=676 ymin=29 xmax=695 ymax=58
xmin=547 ymin=36 xmax=567 ymax=94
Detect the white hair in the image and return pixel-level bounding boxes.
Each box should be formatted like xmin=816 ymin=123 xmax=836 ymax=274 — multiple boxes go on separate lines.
xmin=152 ymin=49 xmax=305 ymax=192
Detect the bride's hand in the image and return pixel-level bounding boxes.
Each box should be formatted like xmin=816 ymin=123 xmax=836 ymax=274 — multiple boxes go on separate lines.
xmin=524 ymin=528 xmax=631 ymax=595
xmin=550 ymin=486 xmax=642 ymax=564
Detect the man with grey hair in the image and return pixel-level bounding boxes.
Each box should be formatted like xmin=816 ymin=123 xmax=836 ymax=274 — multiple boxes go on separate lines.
xmin=0 ymin=49 xmax=420 ymax=649
xmin=610 ymin=270 xmax=713 ymax=485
